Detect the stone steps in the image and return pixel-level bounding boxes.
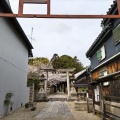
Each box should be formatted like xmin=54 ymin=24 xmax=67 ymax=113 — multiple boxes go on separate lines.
xmin=48 ymin=98 xmax=67 ymax=101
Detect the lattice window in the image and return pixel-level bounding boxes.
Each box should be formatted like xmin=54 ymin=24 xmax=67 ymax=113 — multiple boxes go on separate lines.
xmin=104 ymin=80 xmax=120 ymax=102
xmin=113 ymin=23 xmax=120 ymax=44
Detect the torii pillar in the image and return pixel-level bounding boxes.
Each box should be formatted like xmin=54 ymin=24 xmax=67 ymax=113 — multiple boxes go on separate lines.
xmin=66 ymin=71 xmax=71 ymax=99
xmin=40 ymin=68 xmax=55 ymax=97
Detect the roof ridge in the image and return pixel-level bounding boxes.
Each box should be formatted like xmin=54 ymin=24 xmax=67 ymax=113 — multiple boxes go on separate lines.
xmin=106 ymin=0 xmax=116 ymax=15
xmin=86 ymin=0 xmax=116 ymax=57
xmin=86 ymin=26 xmax=108 ymax=57
xmin=101 ymin=0 xmax=117 ymax=24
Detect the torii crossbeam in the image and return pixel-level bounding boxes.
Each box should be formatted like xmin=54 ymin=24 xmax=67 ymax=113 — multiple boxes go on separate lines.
xmin=1 ymin=0 xmax=120 ymax=18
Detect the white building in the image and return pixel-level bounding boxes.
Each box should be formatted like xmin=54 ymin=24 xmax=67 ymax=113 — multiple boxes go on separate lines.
xmin=0 ymin=0 xmax=33 ymax=116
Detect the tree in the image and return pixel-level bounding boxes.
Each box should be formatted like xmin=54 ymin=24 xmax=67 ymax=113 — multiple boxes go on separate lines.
xmin=50 ymin=54 xmax=60 ymax=69
xmin=51 ymin=54 xmax=84 ymax=73
xmin=51 ymin=53 xmax=59 ymax=62
xmin=28 ymin=57 xmax=49 ymax=66
xmin=74 ymin=56 xmax=79 ymax=62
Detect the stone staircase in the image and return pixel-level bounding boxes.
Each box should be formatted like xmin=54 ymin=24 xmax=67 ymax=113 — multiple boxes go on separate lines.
xmin=48 ymin=97 xmax=67 ymax=101
xmin=48 ymin=93 xmax=67 ymax=101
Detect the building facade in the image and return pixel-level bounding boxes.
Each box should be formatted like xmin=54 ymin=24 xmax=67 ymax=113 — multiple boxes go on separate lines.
xmin=74 ymin=69 xmax=89 ymax=96
xmin=86 ymin=1 xmax=120 ymax=119
xmin=0 ymin=1 xmax=33 ymax=116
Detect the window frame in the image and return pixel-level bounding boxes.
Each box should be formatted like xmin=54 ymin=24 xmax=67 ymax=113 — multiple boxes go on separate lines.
xmin=99 ymin=69 xmax=108 ymax=78
xmin=99 ymin=69 xmax=110 ymax=87
xmin=97 ymin=45 xmax=106 ymax=62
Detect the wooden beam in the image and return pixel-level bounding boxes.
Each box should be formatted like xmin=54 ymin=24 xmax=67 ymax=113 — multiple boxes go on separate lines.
xmin=18 ymin=0 xmax=24 ymax=16
xmin=117 ymin=0 xmax=120 ymax=15
xmin=47 ymin=0 xmax=50 ymax=15
xmin=1 ymin=14 xmax=120 ymax=19
xmin=24 ymin=0 xmax=47 ymax=4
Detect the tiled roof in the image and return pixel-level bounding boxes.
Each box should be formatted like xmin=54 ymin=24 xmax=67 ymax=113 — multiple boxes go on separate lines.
xmin=86 ymin=27 xmax=108 ymax=57
xmin=74 ymin=69 xmax=86 ymax=79
xmin=106 ymin=0 xmax=116 ymax=14
xmin=101 ymin=0 xmax=117 ymax=24
xmin=86 ymin=0 xmax=116 ymax=57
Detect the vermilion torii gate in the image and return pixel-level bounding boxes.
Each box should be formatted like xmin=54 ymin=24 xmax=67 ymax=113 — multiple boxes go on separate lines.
xmin=1 ymin=0 xmax=120 ymax=18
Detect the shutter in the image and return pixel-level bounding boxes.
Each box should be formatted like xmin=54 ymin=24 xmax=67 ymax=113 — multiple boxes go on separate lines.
xmin=113 ymin=24 xmax=120 ymax=43
xmin=101 ymin=46 xmax=105 ymax=59
xmin=97 ymin=50 xmax=102 ymax=61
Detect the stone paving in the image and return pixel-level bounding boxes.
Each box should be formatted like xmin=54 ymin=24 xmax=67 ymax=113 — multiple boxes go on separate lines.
xmin=36 ymin=101 xmax=73 ymax=119
xmin=0 ymin=93 xmax=101 ymax=120
xmin=0 ymin=101 xmax=101 ymax=120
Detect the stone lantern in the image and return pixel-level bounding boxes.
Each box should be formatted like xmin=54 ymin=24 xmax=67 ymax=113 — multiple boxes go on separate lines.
xmin=37 ymin=74 xmax=48 ymax=102
xmin=70 ymin=75 xmax=77 ymax=99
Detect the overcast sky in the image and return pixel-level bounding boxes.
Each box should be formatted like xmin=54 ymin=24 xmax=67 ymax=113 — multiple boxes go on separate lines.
xmin=9 ymin=0 xmax=113 ymax=67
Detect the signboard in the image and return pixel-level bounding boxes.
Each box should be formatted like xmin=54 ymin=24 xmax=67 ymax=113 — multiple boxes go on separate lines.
xmin=24 ymin=0 xmax=47 ymax=4
xmin=94 ymin=86 xmax=99 ymax=102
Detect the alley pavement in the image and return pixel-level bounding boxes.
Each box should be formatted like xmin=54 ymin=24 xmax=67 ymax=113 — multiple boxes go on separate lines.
xmin=0 ymin=101 xmax=100 ymax=120
xmin=36 ymin=101 xmax=73 ymax=119
xmin=0 ymin=93 xmax=100 ymax=120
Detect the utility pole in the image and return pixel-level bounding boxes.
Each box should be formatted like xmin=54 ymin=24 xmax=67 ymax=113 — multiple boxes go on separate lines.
xmin=30 ymin=27 xmax=34 ymax=45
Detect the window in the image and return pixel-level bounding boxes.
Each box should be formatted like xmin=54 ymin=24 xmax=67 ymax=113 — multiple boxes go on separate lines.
xmin=113 ymin=23 xmax=120 ymax=44
xmin=103 ymin=82 xmax=110 ymax=86
xmin=99 ymin=69 xmax=110 ymax=86
xmin=99 ymin=69 xmax=108 ymax=77
xmin=97 ymin=46 xmax=106 ymax=61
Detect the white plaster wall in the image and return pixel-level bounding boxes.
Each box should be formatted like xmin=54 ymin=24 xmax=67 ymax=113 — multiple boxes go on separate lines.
xmin=0 ymin=17 xmax=29 ymax=115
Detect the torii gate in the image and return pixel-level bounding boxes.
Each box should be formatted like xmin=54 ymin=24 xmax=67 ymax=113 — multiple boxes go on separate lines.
xmin=56 ymin=68 xmax=76 ymax=99
xmin=39 ymin=68 xmax=75 ymax=99
xmin=1 ymin=0 xmax=120 ymax=18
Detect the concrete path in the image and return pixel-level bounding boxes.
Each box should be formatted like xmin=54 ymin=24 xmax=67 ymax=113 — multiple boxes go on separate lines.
xmin=36 ymin=101 xmax=73 ymax=119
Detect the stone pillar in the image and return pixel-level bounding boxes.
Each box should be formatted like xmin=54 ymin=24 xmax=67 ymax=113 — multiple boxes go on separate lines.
xmin=45 ymin=71 xmax=48 ymax=96
xmin=45 ymin=80 xmax=47 ymax=96
xmin=67 ymin=71 xmax=70 ymax=99
xmin=29 ymin=83 xmax=34 ymax=102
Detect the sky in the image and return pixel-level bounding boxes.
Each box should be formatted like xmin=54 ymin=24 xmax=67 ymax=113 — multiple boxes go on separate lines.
xmin=9 ymin=0 xmax=113 ymax=67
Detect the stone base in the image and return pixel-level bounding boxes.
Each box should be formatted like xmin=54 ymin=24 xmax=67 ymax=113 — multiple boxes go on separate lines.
xmin=25 ymin=102 xmax=37 ymax=108
xmin=36 ymin=92 xmax=48 ymax=102
xmin=70 ymin=92 xmax=77 ymax=101
xmin=67 ymin=96 xmax=71 ymax=101
xmin=70 ymin=91 xmax=77 ymax=95
xmin=74 ymin=101 xmax=93 ymax=111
